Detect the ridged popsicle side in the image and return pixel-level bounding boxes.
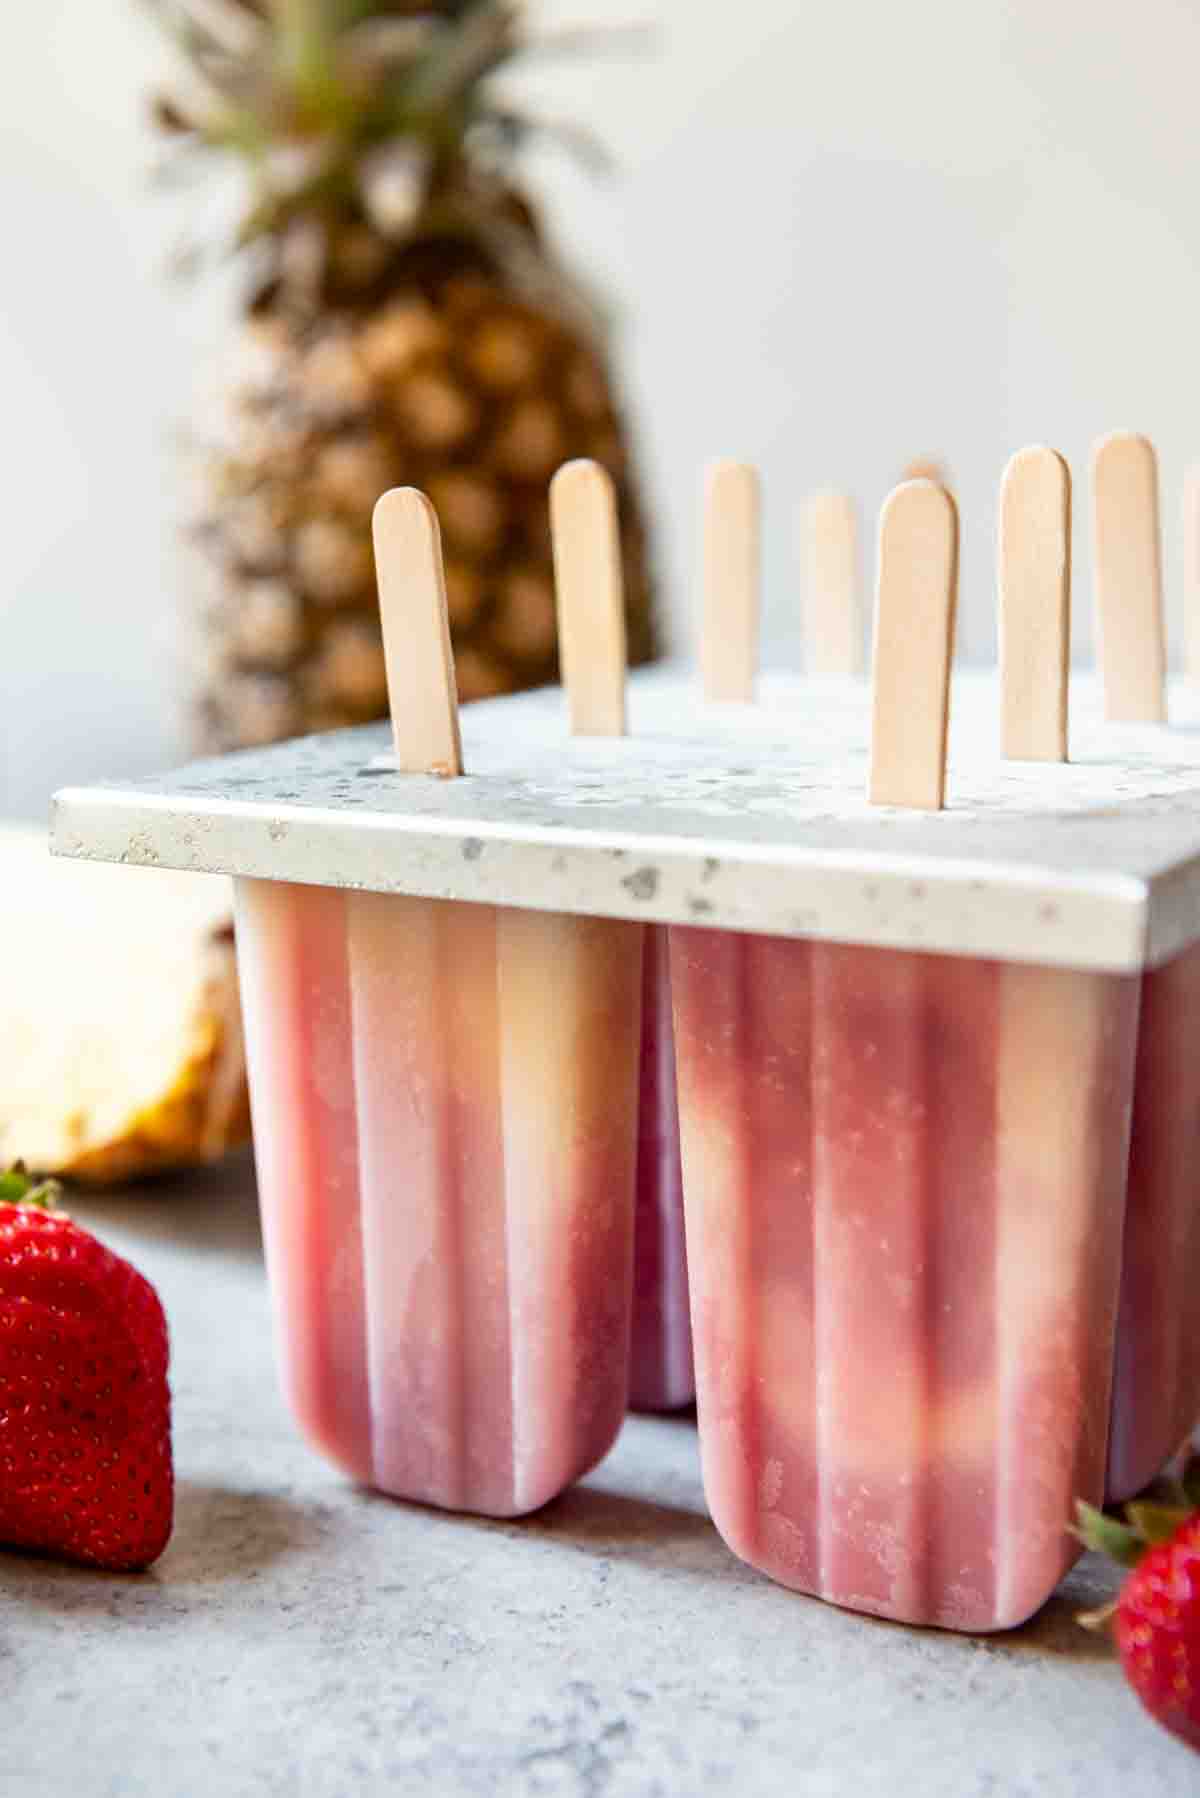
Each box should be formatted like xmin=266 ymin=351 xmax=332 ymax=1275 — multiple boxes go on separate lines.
xmin=497 ymin=908 xmax=643 ymax=1511
xmin=234 ymin=879 xmax=373 ymax=1485
xmin=630 ymin=926 xmax=695 ymax=1412
xmin=349 ymin=892 xmax=514 ymax=1511
xmin=1109 ymin=940 xmax=1200 ymax=1500
xmin=236 ymin=880 xmax=642 ymax=1516
xmin=670 ymin=927 xmax=1138 ymax=1631
xmin=993 ymin=963 xmax=1138 ymax=1625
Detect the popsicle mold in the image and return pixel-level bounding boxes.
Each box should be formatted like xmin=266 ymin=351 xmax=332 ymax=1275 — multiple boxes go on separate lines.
xmin=235 ymin=877 xmax=643 ymax=1514
xmin=51 ymin=658 xmax=1200 ymax=1625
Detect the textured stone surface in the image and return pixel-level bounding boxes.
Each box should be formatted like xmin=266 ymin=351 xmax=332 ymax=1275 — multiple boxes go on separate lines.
xmin=50 ymin=670 xmax=1200 ymax=974
xmin=1 ymin=1157 xmax=1192 ymax=1796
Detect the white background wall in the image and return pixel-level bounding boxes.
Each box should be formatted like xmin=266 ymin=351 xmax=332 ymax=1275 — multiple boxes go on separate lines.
xmin=4 ymin=0 xmax=1200 ymax=817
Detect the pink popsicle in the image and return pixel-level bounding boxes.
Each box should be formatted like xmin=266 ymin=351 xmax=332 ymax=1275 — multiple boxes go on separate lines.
xmin=670 ymin=927 xmax=1139 ymax=1631
xmin=236 ymin=877 xmax=642 ymax=1515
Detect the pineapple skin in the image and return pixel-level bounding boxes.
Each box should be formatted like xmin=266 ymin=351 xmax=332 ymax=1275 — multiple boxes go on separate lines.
xmin=193 ymin=249 xmax=657 ymax=752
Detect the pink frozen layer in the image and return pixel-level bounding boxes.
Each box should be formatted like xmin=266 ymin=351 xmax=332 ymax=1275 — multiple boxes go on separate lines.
xmin=1109 ymin=940 xmax=1200 ymax=1500
xmin=235 ymin=878 xmax=642 ymax=1517
xmin=670 ymin=928 xmax=1139 ymax=1632
xmin=630 ymin=926 xmax=695 ymax=1412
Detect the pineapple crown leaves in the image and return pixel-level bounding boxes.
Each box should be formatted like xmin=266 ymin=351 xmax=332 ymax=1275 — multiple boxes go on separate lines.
xmin=143 ymin=1 xmax=653 ymax=253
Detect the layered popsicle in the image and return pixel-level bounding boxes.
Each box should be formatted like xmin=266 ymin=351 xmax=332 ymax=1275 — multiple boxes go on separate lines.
xmin=203 ymin=485 xmax=643 ymax=1515
xmin=236 ymin=877 xmax=642 ymax=1513
xmin=664 ymin=466 xmax=1154 ymax=1628
xmin=670 ymin=928 xmax=1139 ymax=1628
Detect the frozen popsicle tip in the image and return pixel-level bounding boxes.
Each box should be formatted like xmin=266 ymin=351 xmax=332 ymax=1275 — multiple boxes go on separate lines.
xmin=998 ymin=446 xmax=1071 ymax=763
xmin=1091 ymin=430 xmax=1165 ymax=724
xmin=549 ymin=458 xmax=628 ymax=737
xmin=371 ymin=486 xmax=464 ymax=778
xmin=868 ymin=478 xmax=958 ymax=810
xmin=802 ymin=490 xmax=863 ymax=676
xmin=701 ymin=459 xmax=761 ymax=703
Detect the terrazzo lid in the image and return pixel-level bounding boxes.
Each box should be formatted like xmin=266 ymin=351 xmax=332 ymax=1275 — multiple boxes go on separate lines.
xmin=50 ymin=668 xmax=1200 ymax=973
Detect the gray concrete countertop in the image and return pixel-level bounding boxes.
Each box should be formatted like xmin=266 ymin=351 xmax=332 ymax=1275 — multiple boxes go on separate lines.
xmin=2 ymin=1158 xmax=1193 ymax=1797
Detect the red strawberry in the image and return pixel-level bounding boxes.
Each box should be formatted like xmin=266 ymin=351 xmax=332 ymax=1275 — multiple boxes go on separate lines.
xmin=0 ymin=1167 xmax=173 ymax=1570
xmin=1077 ymin=1473 xmax=1200 ymax=1756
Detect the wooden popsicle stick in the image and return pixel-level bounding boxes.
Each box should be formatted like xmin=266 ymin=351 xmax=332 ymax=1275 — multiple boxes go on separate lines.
xmin=372 ymin=486 xmax=463 ymax=776
xmin=803 ymin=491 xmax=863 ymax=674
xmin=701 ymin=460 xmax=760 ymax=701
xmin=549 ymin=459 xmax=627 ymax=736
xmin=1091 ymin=430 xmax=1166 ymax=722
xmin=869 ymin=479 xmax=958 ymax=810
xmin=1184 ymin=465 xmax=1200 ymax=685
xmin=998 ymin=446 xmax=1071 ymax=762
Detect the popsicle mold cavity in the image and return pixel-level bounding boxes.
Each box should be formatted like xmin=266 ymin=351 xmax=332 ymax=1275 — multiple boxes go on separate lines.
xmin=630 ymin=926 xmax=695 ymax=1412
xmin=670 ymin=926 xmax=1140 ymax=1632
xmin=235 ymin=877 xmax=643 ymax=1515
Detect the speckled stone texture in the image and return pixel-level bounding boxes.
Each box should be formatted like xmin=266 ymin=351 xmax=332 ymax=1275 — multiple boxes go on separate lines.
xmin=52 ymin=670 xmax=1200 ymax=976
xmin=1 ymin=1158 xmax=1193 ymax=1796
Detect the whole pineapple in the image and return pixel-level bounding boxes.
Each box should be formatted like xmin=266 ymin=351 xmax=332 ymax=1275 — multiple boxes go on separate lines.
xmin=150 ymin=0 xmax=656 ymax=749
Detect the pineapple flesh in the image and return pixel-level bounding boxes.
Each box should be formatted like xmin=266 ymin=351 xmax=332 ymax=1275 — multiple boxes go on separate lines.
xmin=0 ymin=828 xmax=249 ymax=1183
xmin=152 ymin=1 xmax=657 ymax=750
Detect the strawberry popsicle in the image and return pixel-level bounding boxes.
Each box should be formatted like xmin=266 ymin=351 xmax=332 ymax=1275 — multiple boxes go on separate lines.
xmin=668 ymin=474 xmax=1140 ymax=1629
xmin=236 ymin=877 xmax=641 ymax=1513
xmin=227 ymin=484 xmax=644 ymax=1514
xmin=671 ymin=928 xmax=1138 ymax=1629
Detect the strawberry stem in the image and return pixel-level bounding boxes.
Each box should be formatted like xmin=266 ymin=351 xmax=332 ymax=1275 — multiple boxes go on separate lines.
xmin=0 ymin=1162 xmax=61 ymax=1209
xmin=1073 ymin=1500 xmax=1144 ymax=1568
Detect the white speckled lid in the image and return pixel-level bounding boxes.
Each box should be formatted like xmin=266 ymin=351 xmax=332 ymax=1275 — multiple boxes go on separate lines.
xmin=50 ymin=668 xmax=1200 ymax=973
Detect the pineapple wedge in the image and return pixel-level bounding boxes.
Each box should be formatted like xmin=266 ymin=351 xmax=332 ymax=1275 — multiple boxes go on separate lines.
xmin=0 ymin=826 xmax=249 ymax=1183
